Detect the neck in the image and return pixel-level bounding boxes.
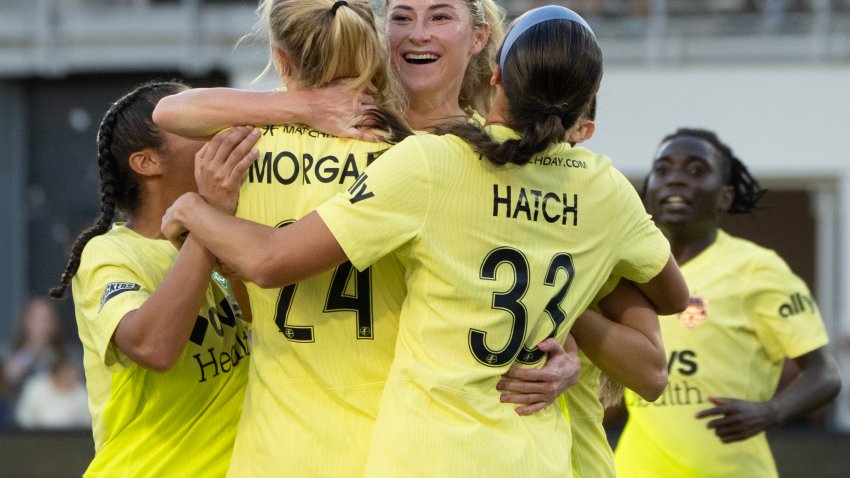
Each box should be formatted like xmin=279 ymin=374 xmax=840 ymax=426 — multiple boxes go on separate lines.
xmin=483 ymin=87 xmax=510 ymax=126
xmin=406 ymin=87 xmax=467 ymax=131
xmin=125 ymin=187 xmax=182 ymax=240
xmin=662 ymin=223 xmax=719 ymax=266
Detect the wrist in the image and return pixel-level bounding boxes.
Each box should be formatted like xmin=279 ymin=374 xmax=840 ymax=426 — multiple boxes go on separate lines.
xmin=283 ymin=90 xmax=309 ymax=125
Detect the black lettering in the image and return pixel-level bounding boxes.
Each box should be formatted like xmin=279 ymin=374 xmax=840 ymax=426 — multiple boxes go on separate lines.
xmin=315 ymin=155 xmax=340 ymax=183
xmin=273 ymin=151 xmax=299 ymax=185
xmin=249 ymin=152 xmax=273 ymax=184
xmin=542 ymin=193 xmax=560 ymax=223
xmin=340 ymin=154 xmax=361 ymax=183
xmin=562 ymin=194 xmax=578 ymax=226
xmin=219 ymin=350 xmax=232 ymax=373
xmin=189 ymin=316 xmax=208 ymax=346
xmin=493 ymin=185 xmax=511 ymax=218
xmin=682 ymin=380 xmax=703 ymax=405
xmin=512 ymin=188 xmax=532 ymax=220
xmin=348 ymin=173 xmax=375 ymax=204
xmin=529 ymin=189 xmax=542 ymax=221
xmin=194 ymin=348 xmax=220 ymax=383
xmin=206 ymin=307 xmax=224 ymax=337
xmin=302 ymin=153 xmax=314 ymax=185
xmin=217 ymin=298 xmax=237 ymax=327
xmin=677 ymin=350 xmax=698 ymax=376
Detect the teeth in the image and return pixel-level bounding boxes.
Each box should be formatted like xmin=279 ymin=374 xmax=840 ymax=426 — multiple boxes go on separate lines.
xmin=404 ymin=53 xmax=438 ymax=61
xmin=665 ymin=196 xmax=686 ymax=205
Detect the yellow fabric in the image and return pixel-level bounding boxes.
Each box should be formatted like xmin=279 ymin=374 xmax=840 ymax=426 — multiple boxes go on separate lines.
xmin=317 ymin=125 xmax=670 ymax=477
xmin=615 ymin=230 xmax=830 ymax=478
xmin=561 ymin=351 xmax=615 ymax=478
xmin=227 ymin=125 xmax=406 ymax=477
xmin=72 ymin=224 xmax=249 ymax=478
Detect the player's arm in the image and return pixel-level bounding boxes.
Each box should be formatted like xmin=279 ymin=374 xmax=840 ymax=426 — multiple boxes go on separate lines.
xmin=112 ymin=128 xmax=257 ymax=370
xmin=497 ymin=336 xmax=580 ymax=415
xmin=112 ymin=235 xmax=217 ymax=371
xmin=164 ymin=194 xmax=347 ymax=289
xmin=696 ymin=346 xmax=841 ymax=443
xmin=634 ymin=254 xmax=689 ymax=315
xmin=570 ymin=280 xmax=668 ymax=401
xmin=152 ymin=84 xmax=377 ymax=140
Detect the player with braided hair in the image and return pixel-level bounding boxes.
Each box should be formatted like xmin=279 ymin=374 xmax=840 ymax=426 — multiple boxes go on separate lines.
xmin=161 ymin=7 xmax=688 ymax=475
xmin=51 ymin=80 xmax=257 ymax=477
xmin=614 ymin=127 xmax=842 ymax=477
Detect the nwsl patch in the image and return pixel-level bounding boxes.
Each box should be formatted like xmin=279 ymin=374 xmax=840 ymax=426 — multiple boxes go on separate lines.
xmin=99 ymin=282 xmax=141 ymax=311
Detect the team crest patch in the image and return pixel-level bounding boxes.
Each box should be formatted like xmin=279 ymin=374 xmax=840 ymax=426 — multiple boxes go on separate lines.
xmin=678 ymin=295 xmax=708 ymax=328
xmin=99 ymin=282 xmax=141 ymax=311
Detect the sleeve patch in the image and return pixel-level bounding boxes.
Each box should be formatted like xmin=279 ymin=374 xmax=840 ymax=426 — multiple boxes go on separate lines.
xmin=99 ymin=282 xmax=141 ymax=311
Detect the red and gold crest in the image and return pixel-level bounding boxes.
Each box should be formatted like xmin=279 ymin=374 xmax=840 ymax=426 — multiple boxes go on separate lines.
xmin=678 ymin=295 xmax=708 ymax=328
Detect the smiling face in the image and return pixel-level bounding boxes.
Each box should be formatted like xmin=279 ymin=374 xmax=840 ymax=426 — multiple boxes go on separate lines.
xmin=644 ymin=135 xmax=733 ymax=231
xmin=386 ymin=0 xmax=487 ymax=108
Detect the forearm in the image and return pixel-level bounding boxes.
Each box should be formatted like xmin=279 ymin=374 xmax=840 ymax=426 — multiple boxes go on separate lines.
xmin=171 ymin=193 xmax=347 ymax=288
xmin=153 ymin=88 xmax=308 ymax=139
xmin=767 ymin=347 xmax=842 ymax=424
xmin=113 ymin=235 xmax=216 ymax=370
xmin=229 ymin=278 xmax=253 ymax=323
xmin=571 ymin=309 xmax=667 ymax=400
xmin=636 ymin=255 xmax=689 ymax=315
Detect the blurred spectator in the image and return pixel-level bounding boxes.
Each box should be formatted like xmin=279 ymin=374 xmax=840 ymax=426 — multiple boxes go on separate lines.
xmin=1 ymin=296 xmax=68 ymax=426
xmin=14 ymin=352 xmax=90 ymax=429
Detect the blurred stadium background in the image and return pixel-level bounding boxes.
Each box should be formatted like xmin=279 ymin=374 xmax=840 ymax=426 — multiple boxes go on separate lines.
xmin=1 ymin=0 xmax=849 ymax=476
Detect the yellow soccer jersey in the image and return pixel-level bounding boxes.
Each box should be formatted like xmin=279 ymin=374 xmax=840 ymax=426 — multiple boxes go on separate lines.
xmin=317 ymin=125 xmax=671 ymax=477
xmin=227 ymin=125 xmax=406 ymax=477
xmin=561 ymin=275 xmax=623 ymax=478
xmin=560 ymin=351 xmax=615 ymax=478
xmin=71 ymin=224 xmax=249 ymax=478
xmin=615 ymin=230 xmax=830 ymax=478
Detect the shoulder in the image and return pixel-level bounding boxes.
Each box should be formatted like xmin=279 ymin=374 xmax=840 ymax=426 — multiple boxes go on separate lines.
xmin=716 ymin=231 xmax=800 ymax=289
xmin=78 ymin=227 xmax=172 ymax=277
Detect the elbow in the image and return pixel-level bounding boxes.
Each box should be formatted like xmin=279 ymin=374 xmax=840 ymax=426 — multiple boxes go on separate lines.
xmin=244 ymin=256 xmax=287 ymax=289
xmin=637 ymin=368 xmax=669 ymax=402
xmin=130 ymin=344 xmax=181 ymax=372
xmin=654 ymin=288 xmax=690 ymax=316
xmin=824 ymin=369 xmax=843 ymax=401
xmin=152 ymin=97 xmax=180 ymax=132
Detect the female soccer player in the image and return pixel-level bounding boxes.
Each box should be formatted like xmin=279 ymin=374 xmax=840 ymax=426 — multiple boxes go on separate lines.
xmin=50 ymin=81 xmax=255 ymax=477
xmin=614 ymin=128 xmax=842 ymax=477
xmin=162 ymin=7 xmax=688 ymax=475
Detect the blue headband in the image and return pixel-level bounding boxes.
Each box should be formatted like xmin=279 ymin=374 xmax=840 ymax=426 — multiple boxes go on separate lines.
xmin=498 ymin=6 xmax=595 ymax=70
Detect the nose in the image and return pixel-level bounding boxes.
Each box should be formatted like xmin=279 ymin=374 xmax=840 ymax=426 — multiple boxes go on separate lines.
xmin=410 ymin=17 xmax=431 ymax=43
xmin=663 ymin=167 xmax=689 ymax=187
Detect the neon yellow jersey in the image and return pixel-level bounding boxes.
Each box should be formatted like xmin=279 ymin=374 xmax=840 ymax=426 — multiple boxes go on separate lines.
xmin=227 ymin=125 xmax=405 ymax=477
xmin=71 ymin=224 xmax=250 ymax=478
xmin=615 ymin=229 xmax=830 ymax=478
xmin=561 ymin=276 xmax=625 ymax=478
xmin=560 ymin=351 xmax=615 ymax=478
xmin=317 ymin=125 xmax=671 ymax=477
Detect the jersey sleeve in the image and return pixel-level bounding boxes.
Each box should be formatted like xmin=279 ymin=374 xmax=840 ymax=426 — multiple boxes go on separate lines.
xmin=316 ymin=136 xmax=432 ymax=271
xmin=610 ymin=167 xmax=671 ymax=283
xmin=76 ymin=249 xmax=152 ymax=371
xmin=746 ymin=250 xmax=829 ymax=360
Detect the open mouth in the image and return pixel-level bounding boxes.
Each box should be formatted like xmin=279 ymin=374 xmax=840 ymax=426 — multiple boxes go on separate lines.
xmin=663 ymin=195 xmax=687 ymax=206
xmin=404 ymin=53 xmax=439 ymax=65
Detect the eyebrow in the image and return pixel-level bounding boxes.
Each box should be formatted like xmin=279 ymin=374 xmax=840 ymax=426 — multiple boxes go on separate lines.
xmin=391 ymin=3 xmax=459 ymax=12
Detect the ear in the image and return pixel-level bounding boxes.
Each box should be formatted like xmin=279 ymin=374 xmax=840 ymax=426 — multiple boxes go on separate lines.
xmin=568 ymin=119 xmax=596 ymax=144
xmin=718 ymin=184 xmax=734 ymax=212
xmin=470 ymin=23 xmax=490 ymax=56
xmin=489 ymin=64 xmax=502 ymax=86
xmin=128 ymin=148 xmax=163 ymax=178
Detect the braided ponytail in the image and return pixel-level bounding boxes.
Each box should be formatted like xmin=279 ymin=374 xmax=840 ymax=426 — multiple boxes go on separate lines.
xmin=438 ymin=16 xmax=601 ymax=166
xmin=50 ymin=81 xmax=188 ymax=298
